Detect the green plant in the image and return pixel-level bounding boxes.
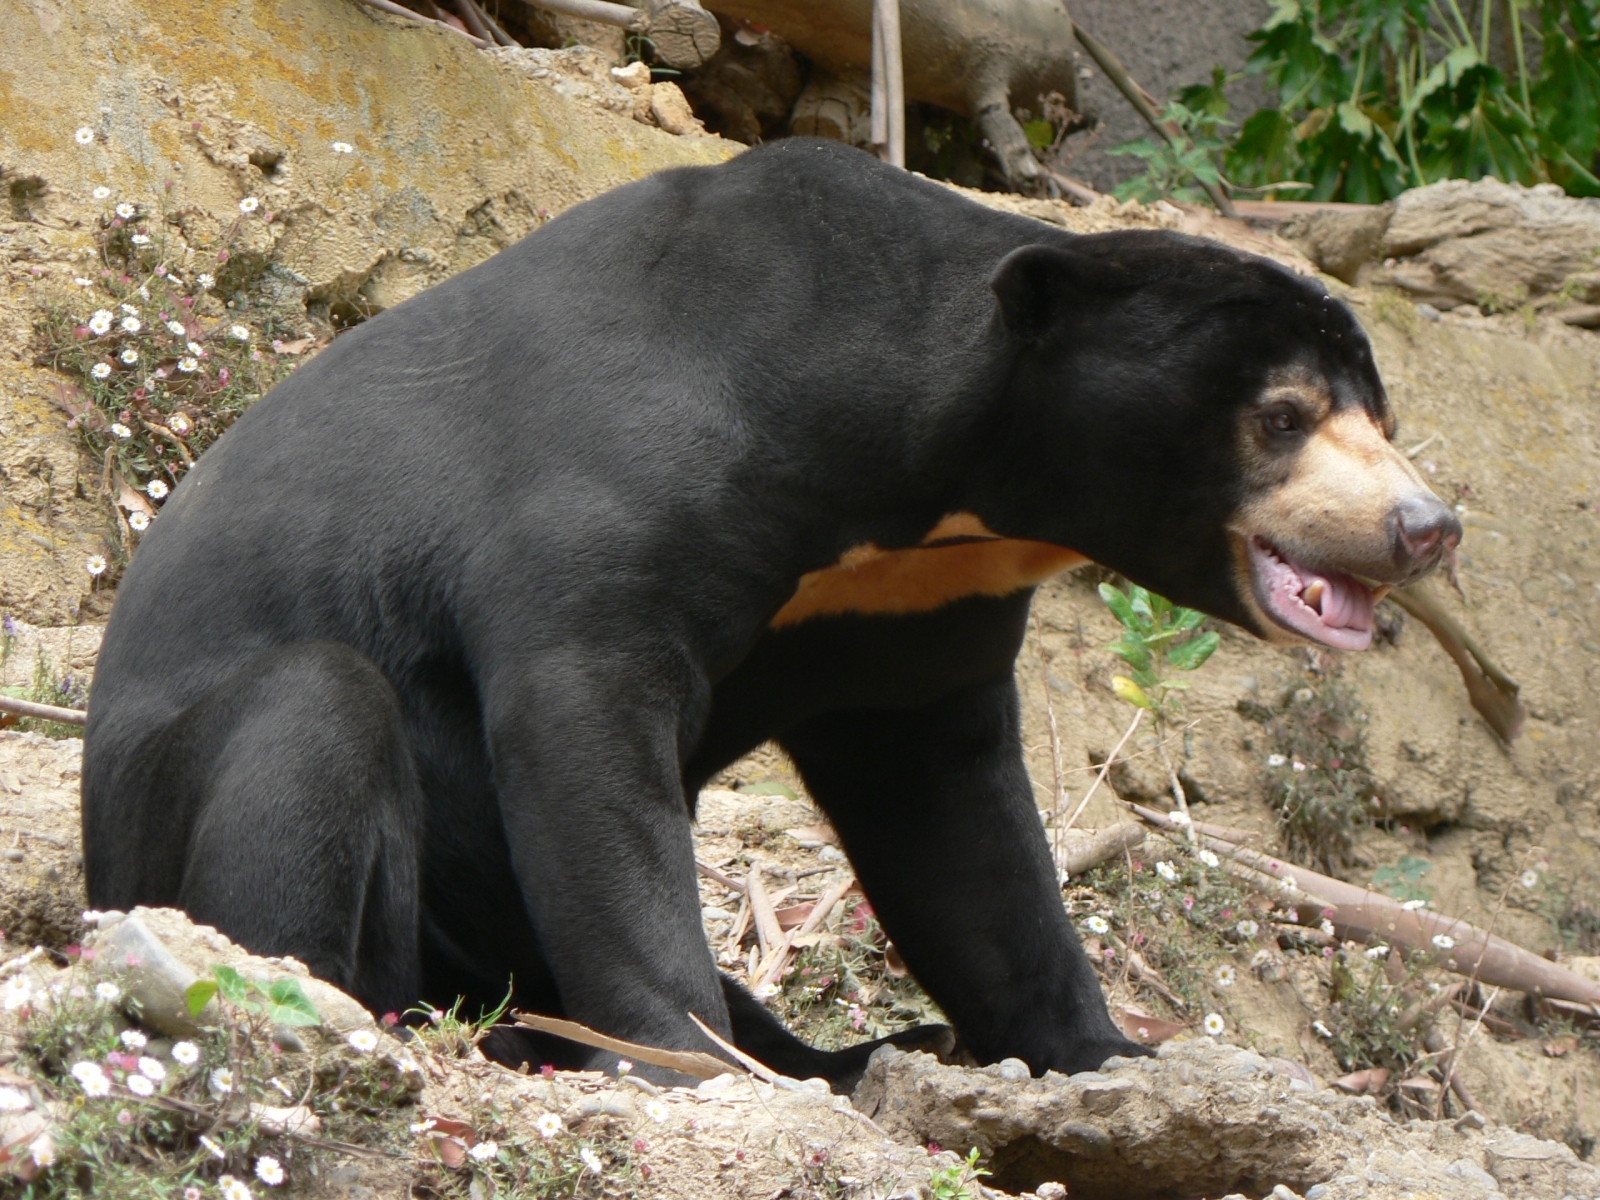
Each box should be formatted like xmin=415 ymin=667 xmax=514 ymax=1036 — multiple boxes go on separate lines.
xmin=1372 ymin=855 xmax=1434 ymax=903
xmin=1108 ymin=69 xmax=1252 ymax=203
xmin=926 ymin=1148 xmax=991 ymax=1200
xmin=0 ymin=645 xmax=88 ymax=738
xmin=184 ymin=964 xmax=321 ymax=1028
xmin=1222 ymin=0 xmax=1600 ymax=201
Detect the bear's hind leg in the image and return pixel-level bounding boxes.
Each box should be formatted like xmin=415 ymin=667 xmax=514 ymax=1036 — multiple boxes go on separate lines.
xmin=170 ymin=641 xmax=424 ymax=1018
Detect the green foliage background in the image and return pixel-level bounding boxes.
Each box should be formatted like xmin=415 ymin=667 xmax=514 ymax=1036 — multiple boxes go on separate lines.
xmin=1116 ymin=0 xmax=1600 ymax=204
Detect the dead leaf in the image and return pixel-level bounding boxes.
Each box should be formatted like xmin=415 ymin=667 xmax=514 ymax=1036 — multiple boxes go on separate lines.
xmin=1113 ymin=1008 xmax=1186 ymax=1044
xmin=1334 ymin=1067 xmax=1390 ymax=1094
xmin=1397 ymin=1076 xmax=1441 ymax=1094
xmin=785 ymin=823 xmax=838 ymax=847
xmin=1543 ymin=1036 xmax=1578 ymax=1058
xmin=774 ymin=902 xmax=814 ymax=931
xmin=430 ymin=1135 xmax=468 ymax=1169
xmin=271 ymin=337 xmax=313 ymax=355
xmin=115 ymin=473 xmax=156 ymax=518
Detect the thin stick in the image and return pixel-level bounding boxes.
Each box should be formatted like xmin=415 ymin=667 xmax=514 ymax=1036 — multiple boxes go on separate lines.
xmin=1071 ymin=23 xmax=1238 ymax=218
xmin=879 ymin=0 xmax=905 ymax=168
xmin=508 ymin=0 xmax=646 ymax=32
xmin=696 ymin=859 xmax=745 ymax=895
xmin=453 ymin=0 xmax=494 ymax=42
xmin=350 ymin=0 xmax=493 ymax=46
xmin=751 ymin=877 xmax=853 ymax=991
xmin=470 ymin=0 xmax=520 ymax=45
xmin=686 ymin=1012 xmax=778 ymax=1082
xmin=1059 ymin=708 xmax=1143 ymax=835
xmin=513 ymin=1011 xmax=733 ymax=1080
xmin=746 ymin=867 xmax=782 ymax=961
xmin=0 ymin=695 xmax=86 ymax=726
xmin=1032 ymin=614 xmax=1070 ymax=870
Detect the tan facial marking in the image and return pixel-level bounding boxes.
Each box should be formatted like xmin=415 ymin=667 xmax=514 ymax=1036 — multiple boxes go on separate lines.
xmin=770 ymin=514 xmax=1088 ymax=629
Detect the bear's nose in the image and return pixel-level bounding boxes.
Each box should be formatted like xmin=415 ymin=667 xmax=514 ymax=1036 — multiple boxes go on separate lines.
xmin=1392 ymin=495 xmax=1461 ymax=577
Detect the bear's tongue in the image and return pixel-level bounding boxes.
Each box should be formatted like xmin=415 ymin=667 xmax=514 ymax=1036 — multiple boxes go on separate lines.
xmin=1252 ymin=538 xmax=1377 ymax=651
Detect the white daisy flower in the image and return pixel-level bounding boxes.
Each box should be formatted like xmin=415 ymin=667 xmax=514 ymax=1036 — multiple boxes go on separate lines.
xmin=89 ymin=310 xmax=114 ymax=335
xmin=170 ymin=412 xmax=193 ymax=433
xmin=115 ymin=203 xmax=136 ymax=219
xmin=130 ymin=234 xmax=151 ymax=246
xmin=1250 ymin=948 xmax=1272 ymax=967
xmin=1203 ymin=1012 xmax=1225 ymax=1036
xmin=187 ymin=341 xmax=205 ymax=355
xmin=120 ymin=1029 xmax=147 ymax=1049
xmin=92 ymin=186 xmax=112 ymax=200
xmin=1292 ymin=761 xmax=1306 ymax=772
xmin=239 ymin=196 xmax=259 ymax=214
xmin=332 ymin=141 xmax=354 ymax=153
xmin=72 ymin=1061 xmax=111 ymax=1096
xmin=255 ymin=1156 xmax=285 ymax=1185
xmin=85 ymin=555 xmax=108 ymax=577
xmin=1320 ymin=919 xmax=1336 ymax=937
xmin=1236 ymin=919 xmax=1258 ymax=938
xmin=1266 ymin=753 xmax=1286 ymax=767
xmin=75 ymin=277 xmax=94 ymax=288
xmin=1198 ymin=849 xmax=1220 ymax=868
xmin=579 ymin=1147 xmax=603 ymax=1174
xmin=91 ymin=362 xmax=112 ymax=380
xmin=1364 ymin=944 xmax=1389 ymax=960
xmin=111 ymin=424 xmax=132 ymax=440
xmin=178 ymin=356 xmax=199 ymax=373
xmin=468 ymin=1141 xmax=498 ymax=1162
xmin=0 ymin=1086 xmax=28 ymax=1111
xmin=1401 ymin=899 xmax=1428 ymax=911
xmin=1155 ymin=861 xmax=1178 ymax=882
xmin=146 ymin=479 xmax=169 ymax=499
xmin=220 ymin=1174 xmax=253 ymax=1200
xmin=346 ymin=1028 xmax=378 ymax=1053
xmin=200 ymin=1135 xmax=227 ymax=1159
xmin=644 ymin=1098 xmax=669 ymax=1123
xmin=1432 ymin=934 xmax=1455 ymax=950
xmin=0 ymin=978 xmax=28 ymax=1009
xmin=95 ymin=981 xmax=121 ymax=1002
xmin=230 ymin=324 xmax=251 ymax=341
xmin=752 ymin=981 xmax=781 ymax=999
xmin=120 ymin=349 xmax=139 ymax=365
xmin=1168 ymin=810 xmax=1192 ymax=826
xmin=1213 ymin=965 xmax=1236 ymax=987
xmin=137 ymin=1056 xmax=166 ymax=1081
xmin=28 ymin=1133 xmax=54 ymax=1168
xmin=535 ymin=1111 xmax=562 ymax=1138
xmin=1084 ymin=915 xmax=1110 ymax=935
xmin=120 ymin=315 xmax=141 ymax=333
xmin=126 ymin=1074 xmax=155 ymax=1096
xmin=75 ymin=126 xmax=95 ymax=145
xmin=1520 ymin=870 xmax=1539 ymax=890
xmin=167 ymin=320 xmax=186 ymax=336
xmin=1312 ymin=1019 xmax=1333 ymax=1038
xmin=1281 ymin=876 xmax=1297 ymax=891
xmin=197 ymin=273 xmax=215 ymax=290
xmin=171 ymin=1040 xmax=198 ymax=1065
xmin=209 ymin=1068 xmax=234 ymax=1095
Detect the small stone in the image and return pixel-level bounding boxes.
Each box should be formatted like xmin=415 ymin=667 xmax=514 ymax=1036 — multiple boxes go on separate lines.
xmin=1455 ymin=1110 xmax=1488 ymax=1132
xmin=1271 ymin=1186 xmax=1301 ymax=1200
xmin=1304 ymin=1187 xmax=1329 ymax=1199
xmin=1035 ymin=1185 xmax=1067 ymax=1200
xmin=3 ymin=849 xmax=23 ymax=862
xmin=996 ymin=1058 xmax=1029 ymax=1082
xmin=649 ymin=82 xmax=706 ymax=136
xmin=1059 ymin=1121 xmax=1112 ymax=1156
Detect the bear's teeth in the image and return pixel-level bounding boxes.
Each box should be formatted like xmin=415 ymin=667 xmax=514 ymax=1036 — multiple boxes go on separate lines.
xmin=1303 ymin=579 xmax=1325 ymax=612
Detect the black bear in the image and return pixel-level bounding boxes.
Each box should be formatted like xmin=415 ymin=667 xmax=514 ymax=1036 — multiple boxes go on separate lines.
xmin=82 ymin=139 xmax=1458 ymax=1086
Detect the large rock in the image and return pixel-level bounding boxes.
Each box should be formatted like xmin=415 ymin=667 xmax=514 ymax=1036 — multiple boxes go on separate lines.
xmin=0 ymin=0 xmax=734 ymax=625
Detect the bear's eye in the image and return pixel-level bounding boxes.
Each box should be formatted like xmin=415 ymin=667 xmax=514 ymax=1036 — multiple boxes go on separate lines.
xmin=1263 ymin=404 xmax=1302 ymax=437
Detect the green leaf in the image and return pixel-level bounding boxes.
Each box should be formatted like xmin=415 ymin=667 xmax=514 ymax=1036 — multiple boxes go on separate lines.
xmin=1173 ymin=607 xmax=1205 ymax=633
xmin=1108 ymin=632 xmax=1153 ymax=674
xmin=1166 ymin=630 xmax=1221 ymax=671
xmin=1022 ymin=119 xmax=1056 ymax=151
xmin=1112 ymin=675 xmax=1157 ymax=710
xmin=185 ymin=979 xmax=219 ymax=1018
xmin=261 ymin=977 xmax=322 ymax=1028
xmin=1128 ymin=586 xmax=1154 ymax=621
xmin=1098 ymin=583 xmax=1138 ymax=629
xmin=212 ymin=965 xmax=252 ymax=1008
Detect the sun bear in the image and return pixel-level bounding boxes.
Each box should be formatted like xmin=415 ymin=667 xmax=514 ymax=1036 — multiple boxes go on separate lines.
xmin=82 ymin=139 xmax=1458 ymax=1087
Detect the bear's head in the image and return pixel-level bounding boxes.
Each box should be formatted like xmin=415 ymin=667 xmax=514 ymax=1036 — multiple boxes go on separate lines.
xmin=988 ymin=231 xmax=1459 ymax=651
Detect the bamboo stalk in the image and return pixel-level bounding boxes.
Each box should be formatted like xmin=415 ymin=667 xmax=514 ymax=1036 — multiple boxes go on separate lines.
xmin=0 ymin=695 xmax=86 ymax=726
xmin=351 ymin=0 xmax=493 ymax=46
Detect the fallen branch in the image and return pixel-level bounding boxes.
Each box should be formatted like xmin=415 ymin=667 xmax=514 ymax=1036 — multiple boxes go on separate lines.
xmin=508 ymin=0 xmax=646 ymax=33
xmin=1060 ymin=707 xmax=1143 ymax=835
xmin=350 ymin=0 xmax=493 ymax=46
xmin=746 ymin=868 xmax=783 ymax=962
xmin=1058 ymin=822 xmax=1145 ymax=877
xmin=869 ymin=0 xmax=905 ymax=168
xmin=513 ymin=1012 xmax=733 ymax=1080
xmin=1128 ymin=802 xmax=1600 ymax=1007
xmin=0 ymin=695 xmax=86 ymax=726
xmin=685 ymin=1012 xmax=779 ymax=1082
xmin=1388 ymin=586 xmax=1526 ymax=743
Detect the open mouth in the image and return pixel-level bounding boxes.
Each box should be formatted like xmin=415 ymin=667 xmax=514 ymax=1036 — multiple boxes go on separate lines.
xmin=1247 ymin=537 xmax=1386 ymax=651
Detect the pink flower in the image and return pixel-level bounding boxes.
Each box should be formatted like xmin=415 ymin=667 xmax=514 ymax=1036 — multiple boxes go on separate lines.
xmin=1182 ymin=896 xmax=1195 ymax=911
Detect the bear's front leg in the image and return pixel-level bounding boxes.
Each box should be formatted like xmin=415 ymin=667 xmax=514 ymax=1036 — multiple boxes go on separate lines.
xmin=782 ymin=675 xmax=1151 ymax=1075
xmin=484 ymin=648 xmax=733 ymax=1080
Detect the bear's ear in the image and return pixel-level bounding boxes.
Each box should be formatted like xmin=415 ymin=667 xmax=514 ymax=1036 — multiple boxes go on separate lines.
xmin=989 ymin=244 xmax=1115 ymax=339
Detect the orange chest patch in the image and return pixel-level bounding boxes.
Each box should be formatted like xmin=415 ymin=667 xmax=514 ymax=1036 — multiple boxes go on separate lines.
xmin=769 ymin=514 xmax=1089 ymax=630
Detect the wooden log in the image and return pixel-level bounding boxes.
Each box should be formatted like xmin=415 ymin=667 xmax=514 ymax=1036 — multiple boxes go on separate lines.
xmin=639 ymin=0 xmax=720 ymax=69
xmin=0 ymin=694 xmax=87 ymax=726
xmin=508 ymin=0 xmax=646 ymax=34
xmin=869 ymin=0 xmax=904 ymax=168
xmin=1057 ymin=822 xmax=1145 ymax=877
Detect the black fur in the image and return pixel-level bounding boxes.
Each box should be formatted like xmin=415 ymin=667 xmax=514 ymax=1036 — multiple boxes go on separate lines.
xmin=83 ymin=139 xmax=1376 ymax=1085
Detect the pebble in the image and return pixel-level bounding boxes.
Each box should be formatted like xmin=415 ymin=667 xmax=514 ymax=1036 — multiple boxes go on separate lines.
xmin=996 ymin=1058 xmax=1029 ymax=1082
